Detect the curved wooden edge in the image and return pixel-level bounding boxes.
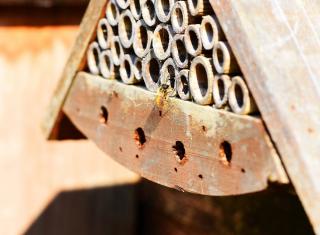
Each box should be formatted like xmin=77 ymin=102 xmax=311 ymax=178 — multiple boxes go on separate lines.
xmin=63 ymin=72 xmax=288 ymax=196
xmin=42 ymin=0 xmax=106 ymax=139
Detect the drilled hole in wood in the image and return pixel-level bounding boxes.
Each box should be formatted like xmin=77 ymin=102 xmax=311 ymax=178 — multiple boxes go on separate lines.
xmin=99 ymin=106 xmax=108 ymax=124
xmin=198 ymin=174 xmax=203 ymax=179
xmin=134 ymin=127 xmax=146 ymax=148
xmin=112 ymin=91 xmax=119 ymax=97
xmin=172 ymin=141 xmax=186 ymax=162
xmin=219 ymin=141 xmax=232 ymax=166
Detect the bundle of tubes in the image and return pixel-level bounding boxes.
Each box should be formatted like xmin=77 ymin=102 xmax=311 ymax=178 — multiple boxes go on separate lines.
xmin=86 ymin=0 xmax=257 ymax=115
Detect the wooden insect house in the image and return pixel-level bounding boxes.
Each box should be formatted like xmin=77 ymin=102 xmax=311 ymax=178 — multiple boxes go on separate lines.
xmin=44 ymin=0 xmax=320 ymax=233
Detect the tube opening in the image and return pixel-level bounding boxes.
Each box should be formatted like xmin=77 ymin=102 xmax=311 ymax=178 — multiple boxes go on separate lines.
xmin=176 ymin=39 xmax=187 ymax=62
xmin=160 ymin=0 xmax=170 ymax=15
xmin=158 ymin=28 xmax=170 ymax=51
xmin=175 ymin=8 xmax=183 ymax=27
xmin=189 ymin=30 xmax=199 ymax=51
xmin=146 ymin=0 xmax=156 ymax=21
xmin=148 ymin=58 xmax=161 ymax=83
xmin=139 ymin=26 xmax=148 ymax=49
xmin=124 ymin=15 xmax=133 ymax=40
xmin=110 ymin=3 xmax=117 ymax=20
xmin=104 ymin=54 xmax=111 ymax=70
xmin=195 ymin=63 xmax=208 ymax=97
xmin=135 ymin=59 xmax=142 ymax=73
xmin=235 ymin=83 xmax=244 ymax=108
xmin=218 ymin=79 xmax=225 ymax=100
xmin=115 ymin=41 xmax=121 ymax=58
xmin=101 ymin=24 xmax=109 ymax=42
xmin=180 ymin=74 xmax=189 ymax=94
xmin=217 ymin=47 xmax=224 ymax=68
xmin=93 ymin=48 xmax=99 ymax=65
xmin=204 ymin=22 xmax=213 ymax=43
xmin=133 ymin=0 xmax=141 ymax=15
xmin=124 ymin=59 xmax=132 ymax=78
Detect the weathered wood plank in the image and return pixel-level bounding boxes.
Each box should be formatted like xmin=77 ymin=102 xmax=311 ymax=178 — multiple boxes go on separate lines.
xmin=63 ymin=72 xmax=288 ymax=196
xmin=209 ymin=0 xmax=320 ymax=233
xmin=42 ymin=0 xmax=106 ymax=139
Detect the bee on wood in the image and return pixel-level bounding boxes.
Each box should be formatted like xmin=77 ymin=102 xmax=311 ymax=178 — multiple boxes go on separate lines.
xmin=155 ymin=70 xmax=175 ymax=109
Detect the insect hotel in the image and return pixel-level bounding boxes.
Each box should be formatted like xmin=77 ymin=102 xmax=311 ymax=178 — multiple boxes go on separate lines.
xmin=44 ymin=0 xmax=320 ymax=233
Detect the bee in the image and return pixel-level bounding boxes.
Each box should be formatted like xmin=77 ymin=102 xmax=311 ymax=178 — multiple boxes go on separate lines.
xmin=155 ymin=71 xmax=175 ymax=109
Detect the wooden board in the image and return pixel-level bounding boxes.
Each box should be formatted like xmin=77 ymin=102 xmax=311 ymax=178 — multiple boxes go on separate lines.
xmin=209 ymin=0 xmax=320 ymax=233
xmin=42 ymin=0 xmax=105 ymax=139
xmin=63 ymin=72 xmax=288 ymax=196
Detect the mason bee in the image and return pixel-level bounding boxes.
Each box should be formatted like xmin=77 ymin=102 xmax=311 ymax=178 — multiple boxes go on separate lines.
xmin=155 ymin=70 xmax=175 ymax=109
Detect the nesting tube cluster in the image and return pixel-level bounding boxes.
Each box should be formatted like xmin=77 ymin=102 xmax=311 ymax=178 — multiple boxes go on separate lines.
xmin=86 ymin=0 xmax=257 ymax=115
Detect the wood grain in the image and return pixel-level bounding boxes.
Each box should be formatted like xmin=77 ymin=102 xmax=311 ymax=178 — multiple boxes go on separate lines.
xmin=63 ymin=72 xmax=288 ymax=196
xmin=42 ymin=0 xmax=106 ymax=139
xmin=209 ymin=0 xmax=320 ymax=233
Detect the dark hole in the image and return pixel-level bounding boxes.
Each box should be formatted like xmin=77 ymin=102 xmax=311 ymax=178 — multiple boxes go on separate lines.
xmin=134 ymin=0 xmax=141 ymax=15
xmin=181 ymin=74 xmax=189 ymax=95
xmin=159 ymin=110 xmax=162 ymax=116
xmin=161 ymin=0 xmax=170 ymax=15
xmin=172 ymin=141 xmax=186 ymax=161
xmin=218 ymin=79 xmax=225 ymax=100
xmin=119 ymin=147 xmax=123 ymax=152
xmin=139 ymin=26 xmax=148 ymax=49
xmin=134 ymin=127 xmax=146 ymax=148
xmin=101 ymin=23 xmax=108 ymax=41
xmin=202 ymin=125 xmax=206 ymax=132
xmin=195 ymin=63 xmax=208 ymax=97
xmin=191 ymin=0 xmax=197 ymax=9
xmin=146 ymin=0 xmax=155 ymax=20
xmin=159 ymin=28 xmax=170 ymax=52
xmin=217 ymin=48 xmax=224 ymax=68
xmin=219 ymin=141 xmax=232 ymax=164
xmin=124 ymin=59 xmax=131 ymax=78
xmin=174 ymin=167 xmax=178 ymax=172
xmin=241 ymin=168 xmax=246 ymax=173
xmin=104 ymin=54 xmax=111 ymax=70
xmin=176 ymin=39 xmax=187 ymax=62
xmin=189 ymin=29 xmax=199 ymax=51
xmin=111 ymin=3 xmax=117 ymax=19
xmin=149 ymin=58 xmax=160 ymax=83
xmin=167 ymin=65 xmax=176 ymax=89
xmin=198 ymin=174 xmax=203 ymax=179
xmin=113 ymin=91 xmax=119 ymax=98
xmin=205 ymin=22 xmax=213 ymax=43
xmin=93 ymin=48 xmax=99 ymax=65
xmin=135 ymin=60 xmax=142 ymax=75
xmin=115 ymin=41 xmax=121 ymax=58
xmin=235 ymin=84 xmax=244 ymax=108
xmin=99 ymin=106 xmax=108 ymax=124
xmin=124 ymin=15 xmax=133 ymax=39
xmin=136 ymin=154 xmax=139 ymax=159
xmin=175 ymin=8 xmax=183 ymax=27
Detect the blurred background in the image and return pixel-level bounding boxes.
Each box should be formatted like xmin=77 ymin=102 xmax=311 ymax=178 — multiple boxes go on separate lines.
xmin=0 ymin=1 xmax=316 ymax=235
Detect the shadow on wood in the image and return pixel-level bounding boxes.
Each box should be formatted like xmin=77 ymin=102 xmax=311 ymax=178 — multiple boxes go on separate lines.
xmin=24 ymin=180 xmax=314 ymax=235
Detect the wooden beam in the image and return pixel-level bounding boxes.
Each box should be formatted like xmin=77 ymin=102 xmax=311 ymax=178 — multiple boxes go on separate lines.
xmin=63 ymin=72 xmax=288 ymax=196
xmin=209 ymin=0 xmax=320 ymax=233
xmin=42 ymin=0 xmax=106 ymax=139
